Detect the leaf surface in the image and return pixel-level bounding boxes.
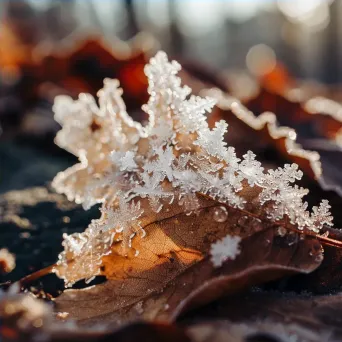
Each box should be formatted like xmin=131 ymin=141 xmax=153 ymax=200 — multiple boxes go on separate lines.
xmin=183 ymin=290 xmax=342 ymax=341
xmin=55 ymin=203 xmax=322 ymax=326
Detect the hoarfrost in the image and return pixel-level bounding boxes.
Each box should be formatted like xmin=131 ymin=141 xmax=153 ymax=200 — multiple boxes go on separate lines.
xmin=52 ymin=51 xmax=333 ymax=284
xmin=210 ymin=235 xmax=241 ymax=267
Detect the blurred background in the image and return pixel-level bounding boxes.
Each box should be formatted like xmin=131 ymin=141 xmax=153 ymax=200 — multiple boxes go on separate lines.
xmin=1 ymin=0 xmax=342 ymax=193
xmin=1 ymin=0 xmax=341 ymax=81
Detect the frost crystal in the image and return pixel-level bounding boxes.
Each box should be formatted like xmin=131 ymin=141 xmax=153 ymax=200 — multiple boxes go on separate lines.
xmin=100 ymin=199 xmax=144 ymax=239
xmin=239 ymin=151 xmax=264 ymax=187
xmin=210 ymin=235 xmax=241 ymax=267
xmin=194 ymin=120 xmax=229 ymax=160
xmin=52 ymin=51 xmax=333 ymax=284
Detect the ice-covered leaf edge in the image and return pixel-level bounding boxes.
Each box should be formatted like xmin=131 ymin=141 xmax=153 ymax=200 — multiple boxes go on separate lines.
xmin=204 ymin=87 xmax=322 ymax=180
xmin=226 ymin=68 xmax=342 ymax=146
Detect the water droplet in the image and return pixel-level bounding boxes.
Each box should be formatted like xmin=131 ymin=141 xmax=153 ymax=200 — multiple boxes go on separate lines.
xmin=164 ymin=304 xmax=170 ymax=311
xmin=32 ymin=318 xmax=43 ymax=328
xmin=213 ymin=206 xmax=228 ymax=223
xmin=62 ymin=216 xmax=70 ymax=223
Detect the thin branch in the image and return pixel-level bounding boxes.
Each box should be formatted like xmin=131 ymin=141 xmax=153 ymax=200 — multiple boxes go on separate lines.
xmin=18 ymin=264 xmax=55 ymax=288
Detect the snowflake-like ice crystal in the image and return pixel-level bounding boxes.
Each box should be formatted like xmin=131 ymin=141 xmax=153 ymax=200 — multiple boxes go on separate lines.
xmin=52 ymin=51 xmax=333 ymax=285
xmin=210 ymin=235 xmax=241 ymax=268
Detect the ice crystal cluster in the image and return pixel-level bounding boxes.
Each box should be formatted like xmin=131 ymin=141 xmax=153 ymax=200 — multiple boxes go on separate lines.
xmin=210 ymin=235 xmax=241 ymax=268
xmin=52 ymin=52 xmax=333 ymax=284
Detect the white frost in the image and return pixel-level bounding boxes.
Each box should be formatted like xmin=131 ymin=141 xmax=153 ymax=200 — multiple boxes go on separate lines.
xmin=51 ymin=51 xmax=333 ymax=284
xmin=210 ymin=235 xmax=241 ymax=268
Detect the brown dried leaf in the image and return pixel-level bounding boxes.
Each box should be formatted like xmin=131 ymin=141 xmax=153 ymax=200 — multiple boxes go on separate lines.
xmin=299 ymin=139 xmax=342 ymax=198
xmin=247 ymin=85 xmax=342 ymax=145
xmin=187 ymin=321 xmax=326 ymax=342
xmin=183 ymin=290 xmax=342 ymax=340
xmin=284 ymin=226 xmax=342 ymax=293
xmin=54 ymin=193 xmax=322 ymax=327
xmin=231 ymin=65 xmax=342 ymax=145
xmin=34 ymin=33 xmax=155 ymax=108
xmin=204 ymin=86 xmax=342 ymax=199
xmin=0 ymin=20 xmax=155 ymax=124
xmin=0 ymin=290 xmax=190 ymax=342
xmin=204 ymin=88 xmax=321 ymax=180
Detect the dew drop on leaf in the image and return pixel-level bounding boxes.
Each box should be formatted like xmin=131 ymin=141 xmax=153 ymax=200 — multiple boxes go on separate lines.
xmin=213 ymin=206 xmax=228 ymax=223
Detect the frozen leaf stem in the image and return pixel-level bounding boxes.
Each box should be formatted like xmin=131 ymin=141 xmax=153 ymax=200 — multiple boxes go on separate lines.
xmin=198 ymin=192 xmax=341 ymax=249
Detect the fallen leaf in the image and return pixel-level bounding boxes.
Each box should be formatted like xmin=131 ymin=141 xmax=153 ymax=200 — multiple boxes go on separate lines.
xmin=299 ymin=138 xmax=342 ymax=198
xmin=187 ymin=320 xmax=328 ymax=342
xmin=35 ymin=33 xmax=155 ymax=111
xmin=54 ymin=199 xmax=322 ymax=327
xmin=283 ymin=226 xmax=342 ymax=294
xmin=0 ymin=16 xmax=156 ymax=132
xmin=48 ymin=52 xmax=332 ymax=330
xmin=0 ymin=2 xmax=39 ymax=68
xmin=246 ymin=86 xmax=342 ymax=144
xmin=204 ymin=86 xmax=342 ymax=200
xmin=229 ymin=65 xmax=342 ymax=145
xmin=47 ymin=323 xmax=191 ymax=342
xmin=182 ymin=290 xmax=342 ymax=340
xmin=203 ymin=88 xmax=321 ymax=180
